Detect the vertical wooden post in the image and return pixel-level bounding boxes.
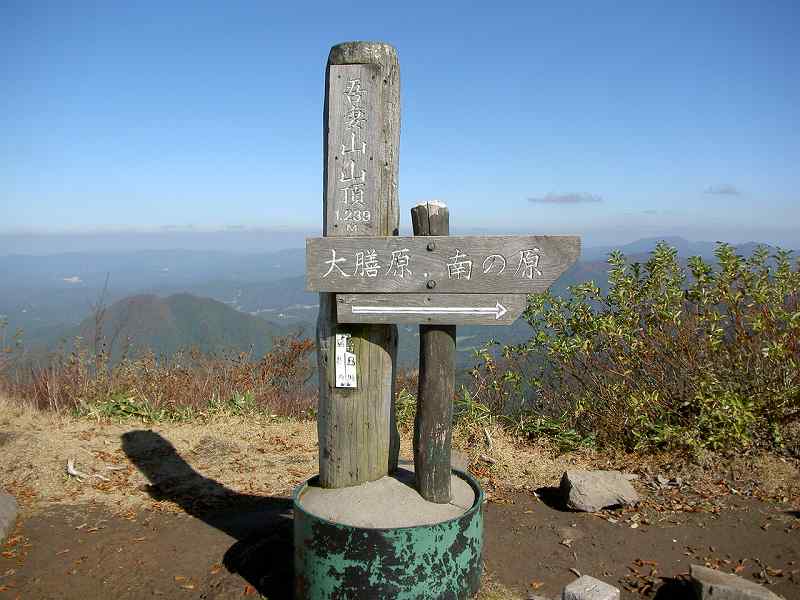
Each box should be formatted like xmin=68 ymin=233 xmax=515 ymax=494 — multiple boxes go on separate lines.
xmin=411 ymin=201 xmax=455 ymax=503
xmin=317 ymin=42 xmax=401 ymax=488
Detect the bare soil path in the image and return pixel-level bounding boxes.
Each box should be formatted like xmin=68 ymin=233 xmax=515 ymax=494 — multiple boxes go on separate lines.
xmin=484 ymin=491 xmax=799 ymax=598
xmin=3 ymin=491 xmax=798 ymax=599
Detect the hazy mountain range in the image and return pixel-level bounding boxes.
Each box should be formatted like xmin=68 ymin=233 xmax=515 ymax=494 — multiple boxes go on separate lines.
xmin=1 ymin=237 xmax=792 ymax=369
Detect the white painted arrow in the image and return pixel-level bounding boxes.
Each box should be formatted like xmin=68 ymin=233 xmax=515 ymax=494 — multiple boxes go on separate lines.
xmin=351 ymin=301 xmax=509 ymax=320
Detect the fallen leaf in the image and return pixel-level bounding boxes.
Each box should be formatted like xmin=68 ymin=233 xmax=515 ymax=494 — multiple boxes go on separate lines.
xmin=639 ymin=559 xmax=658 ymax=566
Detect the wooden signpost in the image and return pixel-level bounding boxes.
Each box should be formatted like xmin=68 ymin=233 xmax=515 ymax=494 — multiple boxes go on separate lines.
xmin=411 ymin=201 xmax=457 ymax=503
xmin=309 ymin=41 xmax=580 ymax=502
xmin=315 ymin=42 xmax=401 ymax=490
xmin=297 ymin=40 xmax=580 ymax=599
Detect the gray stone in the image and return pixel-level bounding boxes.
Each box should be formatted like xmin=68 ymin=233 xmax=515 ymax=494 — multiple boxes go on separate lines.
xmin=451 ymin=449 xmax=470 ymax=473
xmin=690 ymin=565 xmax=785 ymax=600
xmin=562 ymin=575 xmax=620 ymax=600
xmin=560 ymin=470 xmax=640 ymax=512
xmin=0 ymin=490 xmax=18 ymax=543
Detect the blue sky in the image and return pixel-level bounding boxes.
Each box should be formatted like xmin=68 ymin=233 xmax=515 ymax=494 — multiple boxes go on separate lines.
xmin=2 ymin=1 xmax=798 ymax=248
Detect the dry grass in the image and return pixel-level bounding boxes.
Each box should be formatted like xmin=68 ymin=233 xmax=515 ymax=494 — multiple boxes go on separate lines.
xmin=2 ymin=392 xmax=798 ymax=520
xmin=453 ymin=422 xmax=596 ymax=489
xmin=450 ymin=419 xmax=800 ymax=504
xmin=0 ymin=393 xmax=589 ymax=516
xmin=475 ymin=576 xmax=524 ymax=600
xmin=0 ymin=394 xmax=319 ymax=514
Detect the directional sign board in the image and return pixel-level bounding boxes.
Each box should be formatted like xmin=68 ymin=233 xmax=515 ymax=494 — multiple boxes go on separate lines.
xmin=336 ymin=293 xmax=526 ymax=325
xmin=306 ymin=235 xmax=580 ymax=294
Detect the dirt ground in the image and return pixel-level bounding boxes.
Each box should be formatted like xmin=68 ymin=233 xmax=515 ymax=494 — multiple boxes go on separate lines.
xmin=1 ymin=398 xmax=799 ymax=599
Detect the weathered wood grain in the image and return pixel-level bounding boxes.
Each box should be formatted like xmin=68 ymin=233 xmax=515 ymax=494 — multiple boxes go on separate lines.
xmin=316 ymin=42 xmax=400 ymax=489
xmin=325 ymin=64 xmax=383 ymax=237
xmin=327 ymin=42 xmax=400 ymax=238
xmin=336 ymin=293 xmax=526 ymax=325
xmin=307 ymin=235 xmax=581 ymax=293
xmin=412 ymin=201 xmax=455 ymax=503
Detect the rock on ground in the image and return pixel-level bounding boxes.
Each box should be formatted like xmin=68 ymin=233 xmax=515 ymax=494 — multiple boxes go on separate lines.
xmin=691 ymin=565 xmax=785 ymax=600
xmin=562 ymin=575 xmax=620 ymax=600
xmin=0 ymin=489 xmax=18 ymax=543
xmin=559 ymin=470 xmax=640 ymax=512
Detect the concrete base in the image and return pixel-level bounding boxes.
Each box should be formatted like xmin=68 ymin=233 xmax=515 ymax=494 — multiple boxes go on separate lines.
xmin=298 ymin=464 xmax=474 ymax=528
xmin=293 ymin=467 xmax=484 ymax=599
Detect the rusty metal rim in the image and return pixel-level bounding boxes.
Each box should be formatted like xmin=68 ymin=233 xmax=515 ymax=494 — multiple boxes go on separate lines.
xmin=292 ymin=468 xmax=484 ymax=532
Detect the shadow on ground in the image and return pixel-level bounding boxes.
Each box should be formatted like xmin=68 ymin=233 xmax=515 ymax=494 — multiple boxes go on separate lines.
xmin=652 ymin=578 xmax=694 ymax=599
xmin=534 ymin=486 xmax=569 ymax=511
xmin=121 ymin=429 xmax=294 ymax=599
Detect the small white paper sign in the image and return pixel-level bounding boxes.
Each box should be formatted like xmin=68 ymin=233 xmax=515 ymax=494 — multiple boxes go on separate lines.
xmin=335 ymin=333 xmax=357 ymax=388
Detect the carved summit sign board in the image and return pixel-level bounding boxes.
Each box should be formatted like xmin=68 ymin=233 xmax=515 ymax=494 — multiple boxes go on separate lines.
xmin=325 ymin=64 xmax=383 ymax=237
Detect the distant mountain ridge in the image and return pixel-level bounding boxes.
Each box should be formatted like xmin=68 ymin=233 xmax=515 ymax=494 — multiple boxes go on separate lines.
xmin=580 ymin=236 xmax=785 ymax=261
xmin=75 ymin=293 xmax=287 ymax=360
xmin=540 ymin=237 xmax=794 ymax=298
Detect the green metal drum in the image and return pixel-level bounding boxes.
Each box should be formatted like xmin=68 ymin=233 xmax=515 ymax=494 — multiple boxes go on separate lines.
xmin=293 ymin=469 xmax=484 ymax=599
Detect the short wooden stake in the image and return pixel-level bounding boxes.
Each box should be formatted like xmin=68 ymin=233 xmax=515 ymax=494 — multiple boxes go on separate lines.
xmin=411 ymin=201 xmax=455 ymax=503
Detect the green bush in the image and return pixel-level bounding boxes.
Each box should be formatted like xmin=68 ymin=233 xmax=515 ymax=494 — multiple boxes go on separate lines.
xmin=483 ymin=242 xmax=799 ymax=453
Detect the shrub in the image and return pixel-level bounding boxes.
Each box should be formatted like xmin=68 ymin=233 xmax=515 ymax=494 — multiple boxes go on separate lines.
xmin=394 ymin=368 xmax=419 ymax=431
xmin=0 ymin=333 xmax=317 ymax=422
xmin=475 ymin=242 xmax=800 ymax=453
xmin=0 ymin=317 xmax=22 ymax=373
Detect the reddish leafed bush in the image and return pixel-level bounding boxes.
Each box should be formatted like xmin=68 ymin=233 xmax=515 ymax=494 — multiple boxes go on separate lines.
xmin=0 ymin=333 xmax=317 ymax=421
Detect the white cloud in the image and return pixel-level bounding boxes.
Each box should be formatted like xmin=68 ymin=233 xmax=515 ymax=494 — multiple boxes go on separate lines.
xmin=528 ymin=193 xmax=603 ymax=204
xmin=704 ymin=184 xmax=741 ymax=196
